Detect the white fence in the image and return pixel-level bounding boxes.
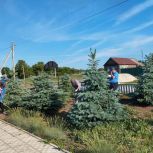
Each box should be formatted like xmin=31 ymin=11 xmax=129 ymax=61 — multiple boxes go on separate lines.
xmin=118 ymin=84 xmax=136 ymax=94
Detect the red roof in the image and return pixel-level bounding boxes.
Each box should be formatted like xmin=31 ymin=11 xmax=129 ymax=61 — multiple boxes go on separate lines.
xmin=104 ymin=58 xmax=140 ymax=66
xmin=112 ymin=58 xmax=139 ymax=65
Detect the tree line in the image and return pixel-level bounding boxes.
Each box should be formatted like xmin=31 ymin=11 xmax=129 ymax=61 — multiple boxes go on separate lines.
xmin=2 ymin=60 xmax=82 ymax=79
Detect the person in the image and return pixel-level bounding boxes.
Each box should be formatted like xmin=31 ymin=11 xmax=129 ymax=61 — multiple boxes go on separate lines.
xmin=0 ymin=75 xmax=8 ymax=113
xmin=71 ymin=79 xmax=81 ymax=92
xmin=71 ymin=79 xmax=81 ymax=103
xmin=0 ymin=82 xmax=4 ymax=113
xmin=109 ymin=68 xmax=119 ymax=90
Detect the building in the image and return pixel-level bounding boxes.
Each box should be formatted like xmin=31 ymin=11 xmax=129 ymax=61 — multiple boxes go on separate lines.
xmin=104 ymin=57 xmax=143 ymax=72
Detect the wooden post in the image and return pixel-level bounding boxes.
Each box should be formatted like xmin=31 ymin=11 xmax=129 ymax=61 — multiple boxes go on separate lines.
xmin=54 ymin=68 xmax=56 ymax=78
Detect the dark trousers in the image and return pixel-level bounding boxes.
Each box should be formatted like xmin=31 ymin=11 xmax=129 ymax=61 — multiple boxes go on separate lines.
xmin=0 ymin=103 xmax=4 ymax=113
xmin=109 ymin=83 xmax=118 ymax=90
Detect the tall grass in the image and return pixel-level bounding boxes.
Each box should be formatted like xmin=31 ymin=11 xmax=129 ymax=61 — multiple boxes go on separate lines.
xmin=7 ymin=109 xmax=67 ymax=141
xmin=6 ymin=108 xmax=153 ymax=153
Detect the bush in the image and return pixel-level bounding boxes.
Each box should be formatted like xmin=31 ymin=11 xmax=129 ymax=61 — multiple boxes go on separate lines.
xmin=67 ymin=50 xmax=127 ymax=128
xmin=4 ymin=80 xmax=29 ymax=108
xmin=60 ymin=74 xmax=72 ymax=93
xmin=136 ymin=53 xmax=153 ymax=105
xmin=22 ymin=73 xmax=64 ymax=114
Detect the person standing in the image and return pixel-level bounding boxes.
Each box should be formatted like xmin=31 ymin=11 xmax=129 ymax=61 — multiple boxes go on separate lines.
xmin=0 ymin=82 xmax=4 ymax=113
xmin=109 ymin=68 xmax=119 ymax=90
xmin=0 ymin=75 xmax=8 ymax=113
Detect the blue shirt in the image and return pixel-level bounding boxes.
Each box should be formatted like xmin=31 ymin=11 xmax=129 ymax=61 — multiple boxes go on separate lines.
xmin=109 ymin=72 xmax=119 ymax=83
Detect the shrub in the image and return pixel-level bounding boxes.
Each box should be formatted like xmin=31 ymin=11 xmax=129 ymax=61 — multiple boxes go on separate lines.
xmin=4 ymin=80 xmax=29 ymax=108
xmin=136 ymin=53 xmax=153 ymax=105
xmin=22 ymin=73 xmax=64 ymax=114
xmin=60 ymin=74 xmax=72 ymax=93
xmin=67 ymin=49 xmax=127 ymax=128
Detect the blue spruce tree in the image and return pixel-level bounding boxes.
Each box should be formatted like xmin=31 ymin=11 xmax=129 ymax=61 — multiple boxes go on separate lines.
xmin=67 ymin=49 xmax=127 ymax=128
xmin=137 ymin=53 xmax=153 ymax=105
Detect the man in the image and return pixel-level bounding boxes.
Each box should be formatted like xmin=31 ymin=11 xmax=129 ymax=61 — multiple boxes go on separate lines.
xmin=109 ymin=68 xmax=119 ymax=90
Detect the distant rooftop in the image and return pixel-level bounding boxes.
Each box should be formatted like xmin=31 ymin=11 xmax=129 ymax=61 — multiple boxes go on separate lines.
xmin=104 ymin=57 xmax=143 ymax=66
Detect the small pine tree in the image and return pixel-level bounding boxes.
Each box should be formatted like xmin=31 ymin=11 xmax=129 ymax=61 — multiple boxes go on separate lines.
xmin=4 ymin=80 xmax=29 ymax=108
xmin=67 ymin=49 xmax=127 ymax=128
xmin=60 ymin=74 xmax=72 ymax=93
xmin=22 ymin=73 xmax=64 ymax=114
xmin=137 ymin=53 xmax=153 ymax=105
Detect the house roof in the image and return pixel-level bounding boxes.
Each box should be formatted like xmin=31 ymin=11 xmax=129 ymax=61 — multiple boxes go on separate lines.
xmin=104 ymin=57 xmax=141 ymax=66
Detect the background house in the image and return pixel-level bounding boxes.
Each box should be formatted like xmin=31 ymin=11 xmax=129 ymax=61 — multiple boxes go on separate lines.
xmin=104 ymin=57 xmax=143 ymax=72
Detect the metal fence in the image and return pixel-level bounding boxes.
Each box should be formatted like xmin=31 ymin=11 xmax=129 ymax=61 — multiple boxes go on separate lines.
xmin=118 ymin=84 xmax=136 ymax=94
xmin=81 ymin=82 xmax=137 ymax=94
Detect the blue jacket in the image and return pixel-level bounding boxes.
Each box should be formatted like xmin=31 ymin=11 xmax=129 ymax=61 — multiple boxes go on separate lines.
xmin=109 ymin=72 xmax=119 ymax=83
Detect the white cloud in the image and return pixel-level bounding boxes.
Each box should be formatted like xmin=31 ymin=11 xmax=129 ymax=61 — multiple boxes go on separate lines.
xmin=122 ymin=35 xmax=153 ymax=48
xmin=124 ymin=20 xmax=153 ymax=33
xmin=116 ymin=0 xmax=153 ymax=24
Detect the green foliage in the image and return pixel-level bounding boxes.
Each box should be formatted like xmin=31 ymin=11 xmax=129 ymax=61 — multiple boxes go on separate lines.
xmin=67 ymin=49 xmax=127 ymax=128
xmin=22 ymin=73 xmax=64 ymax=114
xmin=7 ymin=109 xmax=67 ymax=141
xmin=57 ymin=67 xmax=82 ymax=76
xmin=4 ymin=80 xmax=29 ymax=108
xmin=137 ymin=53 xmax=153 ymax=105
xmin=74 ymin=119 xmax=153 ymax=153
xmin=60 ymin=74 xmax=72 ymax=93
xmin=15 ymin=60 xmax=32 ymax=79
xmin=32 ymin=62 xmax=44 ymax=75
xmin=1 ymin=67 xmax=13 ymax=78
xmin=6 ymin=107 xmax=153 ymax=153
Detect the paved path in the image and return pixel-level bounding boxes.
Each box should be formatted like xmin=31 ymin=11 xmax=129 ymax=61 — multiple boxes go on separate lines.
xmin=0 ymin=120 xmax=66 ymax=153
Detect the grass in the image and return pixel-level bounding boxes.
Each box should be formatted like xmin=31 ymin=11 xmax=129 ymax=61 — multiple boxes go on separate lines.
xmin=6 ymin=109 xmax=67 ymax=142
xmin=5 ymin=105 xmax=153 ymax=153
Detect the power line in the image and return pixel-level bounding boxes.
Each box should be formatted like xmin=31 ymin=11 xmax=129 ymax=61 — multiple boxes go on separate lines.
xmin=78 ymin=0 xmax=129 ymax=23
xmin=53 ymin=0 xmax=129 ymax=31
xmin=0 ymin=47 xmax=10 ymax=51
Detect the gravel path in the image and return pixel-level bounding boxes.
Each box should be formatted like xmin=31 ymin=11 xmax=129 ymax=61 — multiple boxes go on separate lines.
xmin=0 ymin=120 xmax=67 ymax=153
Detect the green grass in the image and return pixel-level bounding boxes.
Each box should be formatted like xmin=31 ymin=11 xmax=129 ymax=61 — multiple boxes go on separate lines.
xmin=6 ymin=109 xmax=67 ymax=142
xmin=6 ymin=107 xmax=153 ymax=153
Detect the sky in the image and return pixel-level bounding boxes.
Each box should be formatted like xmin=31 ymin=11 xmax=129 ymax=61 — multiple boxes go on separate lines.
xmin=0 ymin=0 xmax=153 ymax=69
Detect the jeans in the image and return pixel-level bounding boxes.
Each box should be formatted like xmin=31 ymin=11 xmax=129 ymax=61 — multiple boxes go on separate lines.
xmin=109 ymin=83 xmax=118 ymax=90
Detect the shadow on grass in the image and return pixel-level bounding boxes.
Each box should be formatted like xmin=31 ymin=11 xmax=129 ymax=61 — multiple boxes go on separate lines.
xmin=120 ymin=93 xmax=150 ymax=107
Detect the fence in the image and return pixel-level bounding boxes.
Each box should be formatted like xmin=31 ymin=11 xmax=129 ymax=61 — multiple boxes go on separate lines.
xmin=118 ymin=84 xmax=137 ymax=94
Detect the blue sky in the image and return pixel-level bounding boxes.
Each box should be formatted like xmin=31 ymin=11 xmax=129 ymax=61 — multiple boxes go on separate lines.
xmin=0 ymin=0 xmax=153 ymax=69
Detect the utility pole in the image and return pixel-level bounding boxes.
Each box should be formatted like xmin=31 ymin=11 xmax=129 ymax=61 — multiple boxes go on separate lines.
xmin=54 ymin=68 xmax=57 ymax=78
xmin=11 ymin=42 xmax=16 ymax=81
xmin=141 ymin=50 xmax=144 ymax=62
